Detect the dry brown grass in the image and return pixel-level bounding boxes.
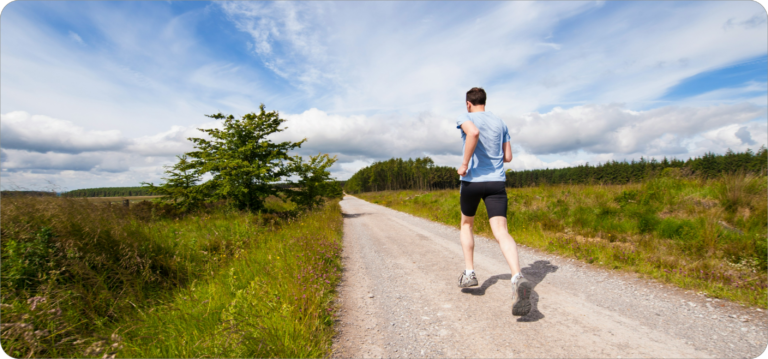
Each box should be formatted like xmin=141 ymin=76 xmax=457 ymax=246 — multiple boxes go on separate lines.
xmin=85 ymin=195 xmax=164 ymax=203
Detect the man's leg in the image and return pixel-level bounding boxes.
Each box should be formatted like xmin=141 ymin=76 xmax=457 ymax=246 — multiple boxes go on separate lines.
xmin=483 ymin=182 xmax=531 ymax=316
xmin=490 ymin=216 xmax=531 ymax=315
xmin=460 ymin=214 xmax=476 ymax=271
xmin=458 ymin=181 xmax=481 ymax=288
xmin=489 ymin=216 xmax=521 ymax=277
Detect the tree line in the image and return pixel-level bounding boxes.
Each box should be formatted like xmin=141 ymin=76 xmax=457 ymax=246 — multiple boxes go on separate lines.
xmin=345 ymin=147 xmax=767 ymax=193
xmin=63 ymin=187 xmax=156 ymax=197
xmin=506 ymin=147 xmax=767 ymax=188
xmin=344 ymin=157 xmax=460 ymax=194
xmin=1 ymin=191 xmax=57 ymax=197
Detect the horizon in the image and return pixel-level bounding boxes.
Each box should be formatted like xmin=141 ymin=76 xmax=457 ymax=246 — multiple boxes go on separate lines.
xmin=4 ymin=147 xmax=759 ymax=193
xmin=1 ymin=1 xmax=767 ymax=191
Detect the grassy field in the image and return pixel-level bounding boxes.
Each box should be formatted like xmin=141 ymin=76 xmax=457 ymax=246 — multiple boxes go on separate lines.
xmin=1 ymin=195 xmax=342 ymax=358
xmin=357 ymin=172 xmax=767 ymax=307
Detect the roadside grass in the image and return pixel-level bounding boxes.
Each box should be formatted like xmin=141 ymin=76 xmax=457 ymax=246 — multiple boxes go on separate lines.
xmin=0 ymin=195 xmax=341 ymax=358
xmin=114 ymin=200 xmax=342 ymax=358
xmin=357 ymin=173 xmax=767 ymax=307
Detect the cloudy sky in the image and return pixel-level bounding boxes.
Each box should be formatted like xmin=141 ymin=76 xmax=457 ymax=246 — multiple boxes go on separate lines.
xmin=1 ymin=1 xmax=766 ymax=191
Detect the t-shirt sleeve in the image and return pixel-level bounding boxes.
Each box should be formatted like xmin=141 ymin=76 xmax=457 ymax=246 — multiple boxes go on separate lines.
xmin=456 ymin=114 xmax=471 ymax=133
xmin=503 ymin=123 xmax=511 ymax=143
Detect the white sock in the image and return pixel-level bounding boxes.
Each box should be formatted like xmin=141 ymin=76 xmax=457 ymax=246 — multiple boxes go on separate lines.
xmin=511 ymin=272 xmax=523 ymax=284
xmin=465 ymin=269 xmax=474 ymax=276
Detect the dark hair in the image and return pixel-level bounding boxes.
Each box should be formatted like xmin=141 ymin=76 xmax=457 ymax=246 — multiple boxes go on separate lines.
xmin=466 ymin=87 xmax=486 ymax=106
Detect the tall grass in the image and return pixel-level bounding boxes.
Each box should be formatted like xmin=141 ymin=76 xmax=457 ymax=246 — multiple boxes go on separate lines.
xmin=1 ymin=195 xmax=342 ymax=358
xmin=114 ymin=201 xmax=342 ymax=358
xmin=358 ymin=173 xmax=767 ymax=307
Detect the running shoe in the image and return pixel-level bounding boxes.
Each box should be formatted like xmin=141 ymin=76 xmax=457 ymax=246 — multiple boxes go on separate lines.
xmin=511 ymin=275 xmax=532 ymax=316
xmin=457 ymin=271 xmax=478 ymax=288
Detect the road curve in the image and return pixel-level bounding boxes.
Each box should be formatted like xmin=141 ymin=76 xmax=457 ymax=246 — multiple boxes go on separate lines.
xmin=331 ymin=196 xmax=767 ymax=358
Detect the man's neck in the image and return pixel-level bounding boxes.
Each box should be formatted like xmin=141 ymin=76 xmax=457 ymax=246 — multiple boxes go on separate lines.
xmin=468 ymin=105 xmax=485 ymax=113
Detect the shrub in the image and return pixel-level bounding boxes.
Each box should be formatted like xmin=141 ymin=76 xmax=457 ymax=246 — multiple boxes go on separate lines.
xmin=2 ymin=227 xmax=56 ymax=290
xmin=715 ymin=172 xmax=764 ymax=214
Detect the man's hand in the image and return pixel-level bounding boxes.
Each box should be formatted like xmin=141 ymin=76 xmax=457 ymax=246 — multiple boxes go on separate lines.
xmin=457 ymin=164 xmax=468 ymax=176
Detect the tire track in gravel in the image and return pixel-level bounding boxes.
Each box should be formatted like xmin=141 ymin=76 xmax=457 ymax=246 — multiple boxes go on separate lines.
xmin=331 ymin=196 xmax=768 ymax=358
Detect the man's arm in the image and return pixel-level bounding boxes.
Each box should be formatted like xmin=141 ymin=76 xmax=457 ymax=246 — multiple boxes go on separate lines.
xmin=503 ymin=142 xmax=512 ymax=163
xmin=458 ymin=121 xmax=479 ymax=176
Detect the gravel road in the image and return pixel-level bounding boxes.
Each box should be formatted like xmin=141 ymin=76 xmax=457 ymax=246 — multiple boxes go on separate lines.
xmin=331 ymin=195 xmax=768 ymax=358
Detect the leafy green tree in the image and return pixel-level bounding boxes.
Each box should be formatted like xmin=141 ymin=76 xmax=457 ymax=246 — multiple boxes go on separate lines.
xmin=143 ymin=105 xmax=344 ymax=213
xmin=286 ymin=153 xmax=343 ymax=209
xmin=186 ymin=105 xmax=306 ymax=211
xmin=142 ymin=154 xmax=203 ymax=212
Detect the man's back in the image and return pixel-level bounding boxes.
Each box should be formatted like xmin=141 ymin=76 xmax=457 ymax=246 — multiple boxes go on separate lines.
xmin=456 ymin=111 xmax=510 ymax=182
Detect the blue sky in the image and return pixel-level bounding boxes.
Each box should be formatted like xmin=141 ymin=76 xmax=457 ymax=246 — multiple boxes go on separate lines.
xmin=1 ymin=1 xmax=766 ymax=191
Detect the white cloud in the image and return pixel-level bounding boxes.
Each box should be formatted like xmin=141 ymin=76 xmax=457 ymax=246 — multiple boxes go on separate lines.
xmin=67 ymin=30 xmax=84 ymax=45
xmin=127 ymin=121 xmax=218 ymax=156
xmin=3 ymin=101 xmax=767 ymax=189
xmin=1 ymin=149 xmax=129 ymax=173
xmin=220 ymin=1 xmax=600 ymax=114
xmin=1 ymin=111 xmax=129 ymax=154
xmin=537 ymin=42 xmax=562 ymax=50
xmin=0 ymin=112 xmax=219 ymax=190
xmin=506 ymin=103 xmax=766 ymax=155
xmin=695 ymin=120 xmax=768 ymax=155
xmin=271 ymin=108 xmax=459 ymax=159
xmin=220 ymin=2 xmax=338 ymax=94
xmin=218 ymin=1 xmax=767 ymax=116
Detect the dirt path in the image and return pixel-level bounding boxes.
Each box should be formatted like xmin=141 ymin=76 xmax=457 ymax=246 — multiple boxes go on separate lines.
xmin=331 ymin=196 xmax=767 ymax=358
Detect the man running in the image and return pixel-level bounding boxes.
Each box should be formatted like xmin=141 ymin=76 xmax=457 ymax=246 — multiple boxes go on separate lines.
xmin=455 ymin=87 xmax=532 ymax=316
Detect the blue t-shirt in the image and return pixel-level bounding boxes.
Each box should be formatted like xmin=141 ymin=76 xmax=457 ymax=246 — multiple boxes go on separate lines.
xmin=456 ymin=111 xmax=510 ymax=182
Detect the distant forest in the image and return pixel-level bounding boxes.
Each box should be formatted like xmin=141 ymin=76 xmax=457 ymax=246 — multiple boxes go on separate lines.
xmin=344 ymin=157 xmax=460 ymax=194
xmin=344 ymin=147 xmax=767 ymax=193
xmin=63 ymin=187 xmax=156 ymax=197
xmin=507 ymin=147 xmax=767 ymax=188
xmin=0 ymin=191 xmax=56 ymax=197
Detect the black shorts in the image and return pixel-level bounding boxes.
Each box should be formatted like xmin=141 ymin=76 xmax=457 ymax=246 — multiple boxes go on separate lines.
xmin=459 ymin=181 xmax=508 ymax=218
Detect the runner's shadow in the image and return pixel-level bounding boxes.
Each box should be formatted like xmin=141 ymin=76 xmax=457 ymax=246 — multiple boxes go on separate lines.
xmin=342 ymin=213 xmax=369 ymax=219
xmin=517 ymin=260 xmax=559 ymax=322
xmin=461 ymin=274 xmax=511 ymax=296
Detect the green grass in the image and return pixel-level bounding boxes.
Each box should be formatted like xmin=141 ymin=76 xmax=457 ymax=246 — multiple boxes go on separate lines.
xmin=358 ymin=173 xmax=767 ymax=307
xmin=113 ymin=200 xmax=342 ymax=358
xmin=1 ymin=195 xmax=342 ymax=358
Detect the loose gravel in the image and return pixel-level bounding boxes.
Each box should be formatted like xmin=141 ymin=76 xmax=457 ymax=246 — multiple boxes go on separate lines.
xmin=331 ymin=196 xmax=768 ymax=358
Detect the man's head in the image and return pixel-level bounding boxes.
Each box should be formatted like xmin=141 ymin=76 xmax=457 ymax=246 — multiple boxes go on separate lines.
xmin=466 ymin=87 xmax=486 ymax=113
